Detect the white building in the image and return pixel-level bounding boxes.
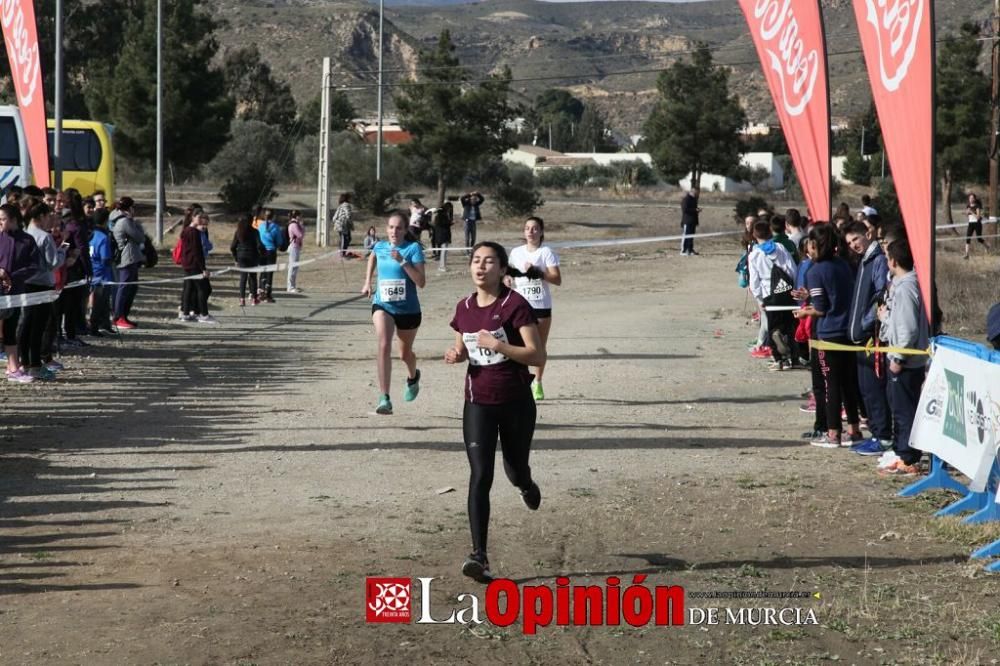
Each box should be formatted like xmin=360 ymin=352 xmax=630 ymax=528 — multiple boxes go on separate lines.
xmin=679 ymin=152 xmax=784 ymax=193
xmin=503 ymin=144 xmax=653 ymax=173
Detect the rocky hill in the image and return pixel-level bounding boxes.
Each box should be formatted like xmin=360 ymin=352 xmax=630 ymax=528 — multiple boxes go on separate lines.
xmin=209 ymin=0 xmax=993 ymax=135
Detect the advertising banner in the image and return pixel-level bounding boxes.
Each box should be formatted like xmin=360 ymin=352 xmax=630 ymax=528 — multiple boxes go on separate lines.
xmin=739 ymin=0 xmax=831 ymax=221
xmin=853 ymin=0 xmax=934 ymax=322
xmin=912 ymin=345 xmax=999 ymax=492
xmin=1 ymin=0 xmax=50 ymax=187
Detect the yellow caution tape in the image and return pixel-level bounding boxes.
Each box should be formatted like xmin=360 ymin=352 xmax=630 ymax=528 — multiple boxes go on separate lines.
xmin=809 ymin=339 xmax=931 ymax=357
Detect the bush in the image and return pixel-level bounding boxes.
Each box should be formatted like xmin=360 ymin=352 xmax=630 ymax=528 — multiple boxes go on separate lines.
xmin=353 ymin=176 xmax=400 ymax=216
xmin=494 ymin=165 xmax=544 ymax=218
xmin=211 ymin=119 xmax=287 ymax=211
xmin=873 ymin=177 xmax=901 ymax=225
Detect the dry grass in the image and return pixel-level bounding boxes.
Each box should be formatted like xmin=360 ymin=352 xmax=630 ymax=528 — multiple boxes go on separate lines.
xmin=936 ymin=249 xmax=1000 ymax=339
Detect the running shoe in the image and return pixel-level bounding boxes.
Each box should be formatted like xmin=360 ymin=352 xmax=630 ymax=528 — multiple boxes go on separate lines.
xmin=809 ymin=433 xmax=840 ymax=449
xmin=28 ymin=366 xmax=56 ymax=381
xmin=878 ymin=460 xmax=921 ymax=476
xmin=532 ymin=381 xmax=544 ymax=401
xmin=114 ymin=317 xmax=136 ymax=330
xmin=800 ymin=428 xmax=824 ymax=440
xmin=6 ymin=369 xmax=33 ymax=384
xmin=521 ymin=482 xmax=541 ymax=511
xmin=799 ymin=398 xmax=816 ymax=413
xmin=851 ymin=438 xmax=888 ymax=456
xmin=177 ymin=311 xmax=192 ymax=321
xmin=375 ymin=394 xmax=393 ymax=415
xmin=462 ymin=552 xmax=494 ymax=584
xmin=45 ymin=360 xmax=65 ymax=372
xmin=877 ymin=451 xmax=901 ymax=471
xmin=239 ymin=298 xmax=246 ymax=307
xmin=252 ymin=296 xmax=260 ymax=306
xmin=404 ymin=370 xmax=421 ymax=402
xmin=749 ymin=346 xmax=772 ymax=359
xmin=196 ymin=315 xmax=219 ymax=325
xmin=840 ymin=432 xmax=865 ymax=447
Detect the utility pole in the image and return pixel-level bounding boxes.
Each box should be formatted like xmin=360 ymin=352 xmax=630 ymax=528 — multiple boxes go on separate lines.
xmin=989 ymin=0 xmax=1000 ymax=227
xmin=376 ymin=0 xmax=384 ymax=181
xmin=53 ymin=0 xmax=63 ymax=190
xmin=316 ymin=58 xmax=332 ymax=247
xmin=155 ymin=0 xmax=164 ymax=245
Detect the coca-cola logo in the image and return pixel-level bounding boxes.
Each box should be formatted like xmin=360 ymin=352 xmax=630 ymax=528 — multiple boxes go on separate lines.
xmin=861 ymin=0 xmax=924 ymax=92
xmin=752 ymin=0 xmax=820 ymax=117
xmin=0 ymin=0 xmax=40 ymax=107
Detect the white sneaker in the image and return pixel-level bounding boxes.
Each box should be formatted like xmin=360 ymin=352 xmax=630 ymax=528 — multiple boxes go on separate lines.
xmin=877 ymin=451 xmax=900 ymax=470
xmin=196 ymin=315 xmax=218 ymax=325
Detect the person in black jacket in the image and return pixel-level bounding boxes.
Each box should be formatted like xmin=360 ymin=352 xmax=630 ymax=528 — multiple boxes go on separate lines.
xmin=680 ymin=186 xmax=700 ymax=256
xmin=460 ymin=191 xmax=485 ymax=252
xmin=231 ymin=214 xmax=262 ymax=306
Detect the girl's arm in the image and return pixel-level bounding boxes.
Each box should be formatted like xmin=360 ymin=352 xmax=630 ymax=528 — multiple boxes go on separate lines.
xmin=444 ymin=331 xmax=468 ymax=364
xmin=361 ymin=251 xmax=377 ymax=296
xmin=401 ymin=260 xmax=426 ymax=288
xmin=477 ymin=324 xmax=546 ymax=367
xmin=543 ymin=265 xmax=562 ymax=286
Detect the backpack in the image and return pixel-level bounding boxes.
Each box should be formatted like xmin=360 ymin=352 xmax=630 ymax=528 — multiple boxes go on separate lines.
xmin=172 ymin=235 xmax=184 ymax=265
xmin=142 ymin=234 xmax=159 ymax=268
xmin=735 ymin=253 xmax=749 ymax=289
xmin=278 ymin=223 xmax=290 ymax=252
xmin=762 ymin=259 xmax=795 ymax=308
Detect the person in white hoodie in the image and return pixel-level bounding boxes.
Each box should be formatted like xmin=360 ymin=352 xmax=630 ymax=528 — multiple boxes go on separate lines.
xmin=748 ymin=220 xmax=798 ymax=370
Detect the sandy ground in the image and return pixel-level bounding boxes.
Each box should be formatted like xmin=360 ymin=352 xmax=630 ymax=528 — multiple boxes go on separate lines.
xmin=2 ymin=200 xmax=1000 ymax=665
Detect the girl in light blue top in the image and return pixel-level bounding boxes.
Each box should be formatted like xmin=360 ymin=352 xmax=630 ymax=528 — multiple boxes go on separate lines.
xmin=361 ymin=212 xmax=426 ymax=415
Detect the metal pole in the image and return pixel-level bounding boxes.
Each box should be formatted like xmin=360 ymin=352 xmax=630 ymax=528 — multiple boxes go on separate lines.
xmin=155 ymin=0 xmax=164 ymax=245
xmin=53 ymin=0 xmax=63 ymax=190
xmin=375 ymin=0 xmax=384 ymax=181
xmin=316 ymin=58 xmax=332 ymax=247
xmin=989 ymin=0 xmax=1000 ymax=227
xmin=860 ymin=125 xmax=865 ymax=157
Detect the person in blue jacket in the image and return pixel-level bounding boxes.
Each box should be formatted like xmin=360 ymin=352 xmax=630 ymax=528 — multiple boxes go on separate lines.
xmin=88 ymin=209 xmax=114 ymax=334
xmin=257 ymin=210 xmax=283 ymax=303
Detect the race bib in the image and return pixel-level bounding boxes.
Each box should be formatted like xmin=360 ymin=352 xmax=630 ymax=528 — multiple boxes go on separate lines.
xmin=379 ymin=279 xmax=406 ymax=302
xmin=463 ymin=328 xmax=510 ymax=366
xmin=516 ymin=279 xmax=544 ymax=303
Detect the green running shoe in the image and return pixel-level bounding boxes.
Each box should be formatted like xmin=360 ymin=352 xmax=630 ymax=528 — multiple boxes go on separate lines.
xmin=532 ymin=381 xmax=544 ymax=401
xmin=404 ymin=369 xmax=421 ymax=402
xmin=375 ymin=394 xmax=393 ymax=415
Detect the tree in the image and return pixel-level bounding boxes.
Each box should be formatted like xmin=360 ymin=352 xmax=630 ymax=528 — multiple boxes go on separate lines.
xmin=395 ymin=30 xmax=518 ymax=206
xmin=104 ymin=0 xmax=233 ymax=172
xmin=574 ymin=105 xmax=617 ymax=153
xmin=222 ymin=46 xmax=298 ymax=134
xmin=299 ymin=90 xmax=356 ymax=136
xmin=841 ymin=146 xmax=872 ymax=186
xmin=643 ymin=44 xmax=746 ymax=188
xmin=494 ymin=165 xmax=543 ymax=218
xmin=936 ymin=22 xmax=990 ymax=225
xmin=210 ymin=120 xmax=286 ymax=211
xmin=527 ymin=89 xmax=583 ymax=151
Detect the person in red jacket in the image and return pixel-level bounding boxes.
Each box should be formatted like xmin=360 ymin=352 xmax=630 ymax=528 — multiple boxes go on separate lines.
xmin=179 ymin=213 xmax=217 ymax=324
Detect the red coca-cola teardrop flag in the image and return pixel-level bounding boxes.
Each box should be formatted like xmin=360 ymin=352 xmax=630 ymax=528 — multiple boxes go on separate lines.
xmin=853 ymin=0 xmax=934 ymax=323
xmin=1 ymin=0 xmax=50 ymax=187
xmin=739 ymin=0 xmax=831 ymax=222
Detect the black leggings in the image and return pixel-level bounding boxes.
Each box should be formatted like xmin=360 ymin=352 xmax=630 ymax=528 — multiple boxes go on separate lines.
xmin=966 ymin=220 xmax=986 ymax=244
xmin=260 ymin=251 xmax=277 ymax=297
xmin=237 ymin=259 xmax=259 ymax=300
xmin=817 ymin=342 xmax=860 ymax=433
xmin=463 ymin=397 xmax=536 ymax=555
xmin=809 ymin=345 xmax=828 ymax=432
xmin=59 ymin=283 xmax=85 ymax=340
xmin=18 ymin=286 xmax=50 ymax=368
xmin=181 ymin=271 xmax=211 ymax=316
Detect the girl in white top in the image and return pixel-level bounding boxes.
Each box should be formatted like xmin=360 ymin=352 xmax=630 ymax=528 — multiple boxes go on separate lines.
xmin=507 ymin=216 xmax=561 ymax=400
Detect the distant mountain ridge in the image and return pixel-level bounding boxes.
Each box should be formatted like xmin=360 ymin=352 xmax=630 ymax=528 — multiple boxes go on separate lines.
xmin=210 ymin=0 xmax=991 ymax=135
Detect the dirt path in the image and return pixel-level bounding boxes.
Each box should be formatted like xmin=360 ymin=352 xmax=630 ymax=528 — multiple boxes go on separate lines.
xmin=1 ymin=209 xmax=998 ymax=665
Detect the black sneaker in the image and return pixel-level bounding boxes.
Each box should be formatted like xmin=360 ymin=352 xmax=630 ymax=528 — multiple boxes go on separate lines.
xmin=801 ymin=428 xmax=824 ymax=440
xmin=520 ymin=482 xmax=541 ymax=510
xmin=462 ymin=552 xmax=494 ymax=584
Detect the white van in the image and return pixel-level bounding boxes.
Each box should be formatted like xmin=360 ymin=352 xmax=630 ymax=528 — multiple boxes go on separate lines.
xmin=0 ymin=105 xmax=31 ymax=190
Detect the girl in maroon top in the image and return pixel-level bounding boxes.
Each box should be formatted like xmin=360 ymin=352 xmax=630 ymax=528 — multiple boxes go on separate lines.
xmin=445 ymin=241 xmax=546 ymax=583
